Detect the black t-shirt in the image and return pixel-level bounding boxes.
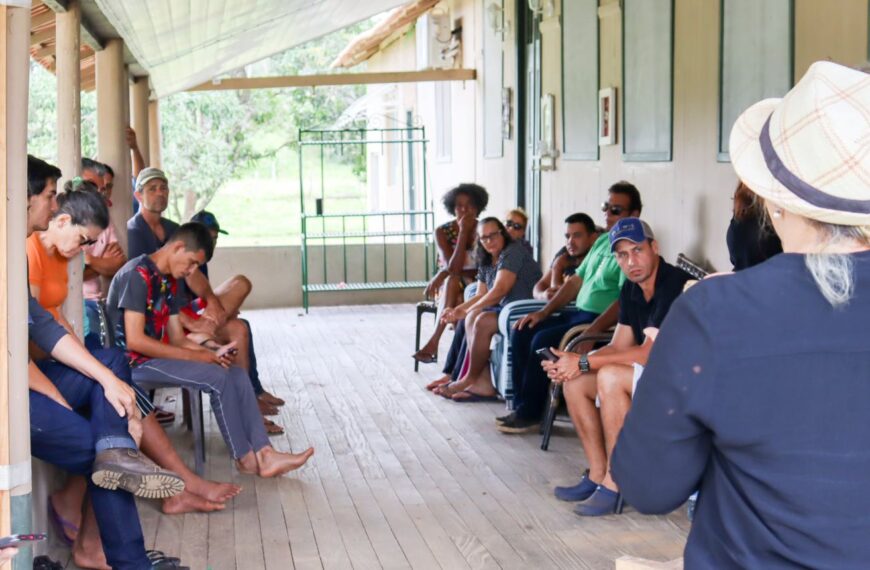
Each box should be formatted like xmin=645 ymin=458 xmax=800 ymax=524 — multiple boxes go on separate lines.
xmin=617 ymin=258 xmax=691 ymax=345
xmin=726 ymin=215 xmax=782 ymax=271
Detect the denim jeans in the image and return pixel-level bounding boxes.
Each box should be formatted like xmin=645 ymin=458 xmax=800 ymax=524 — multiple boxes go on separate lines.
xmin=31 ymin=352 xmax=150 ymax=569
xmin=442 ymin=320 xmax=467 ymax=380
xmin=510 ymin=310 xmax=599 ymax=420
xmin=132 ymin=359 xmax=270 ymax=459
xmin=240 ymin=318 xmax=264 ymax=396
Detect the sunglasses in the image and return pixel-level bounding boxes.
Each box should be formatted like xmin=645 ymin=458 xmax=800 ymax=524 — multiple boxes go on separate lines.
xmin=601 ymin=202 xmax=627 ymax=216
xmin=504 ymin=220 xmax=525 ymax=231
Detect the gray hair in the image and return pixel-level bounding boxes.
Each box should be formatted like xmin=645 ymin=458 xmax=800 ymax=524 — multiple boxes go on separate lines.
xmin=81 ymin=157 xmax=106 ymax=177
xmin=805 ymin=223 xmax=870 ymax=308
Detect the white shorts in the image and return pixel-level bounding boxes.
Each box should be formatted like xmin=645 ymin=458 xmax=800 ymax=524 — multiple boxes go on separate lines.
xmin=631 ymin=362 xmax=644 ymax=396
xmin=595 ymin=362 xmax=644 ymax=408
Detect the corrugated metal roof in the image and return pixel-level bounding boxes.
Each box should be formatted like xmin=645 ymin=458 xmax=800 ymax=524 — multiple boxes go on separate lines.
xmin=93 ymin=0 xmax=411 ymax=97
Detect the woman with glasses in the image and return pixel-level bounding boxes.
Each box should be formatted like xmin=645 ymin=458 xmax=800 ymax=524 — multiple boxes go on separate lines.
xmin=27 ymin=180 xmax=108 ymax=335
xmin=436 ymin=218 xmax=542 ymax=401
xmin=414 ymin=183 xmax=489 ymax=365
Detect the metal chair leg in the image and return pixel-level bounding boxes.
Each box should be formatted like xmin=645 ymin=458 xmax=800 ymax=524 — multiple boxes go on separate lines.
xmin=187 ymin=388 xmax=206 ymax=476
xmin=541 ymin=382 xmax=562 ymax=451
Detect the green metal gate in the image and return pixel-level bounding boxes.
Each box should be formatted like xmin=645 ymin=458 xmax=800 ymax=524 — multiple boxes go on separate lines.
xmin=299 ymin=127 xmax=435 ymax=312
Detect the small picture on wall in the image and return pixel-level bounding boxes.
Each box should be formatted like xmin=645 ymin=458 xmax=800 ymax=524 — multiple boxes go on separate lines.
xmin=599 ymin=87 xmax=616 ymax=146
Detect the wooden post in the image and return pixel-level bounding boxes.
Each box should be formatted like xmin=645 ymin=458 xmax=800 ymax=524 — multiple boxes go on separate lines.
xmin=96 ymin=39 xmax=133 ymax=253
xmin=130 ymin=77 xmax=150 ymax=167
xmin=1 ymin=5 xmax=34 ymax=569
xmin=148 ymin=99 xmax=161 ymax=169
xmin=56 ymin=0 xmax=84 ymax=339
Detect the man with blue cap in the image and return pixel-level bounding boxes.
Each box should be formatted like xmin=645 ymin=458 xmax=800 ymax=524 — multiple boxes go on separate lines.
xmin=541 ymin=217 xmax=692 ymax=516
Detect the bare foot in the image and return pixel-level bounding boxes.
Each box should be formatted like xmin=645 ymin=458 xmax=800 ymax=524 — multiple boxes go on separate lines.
xmin=185 ymin=477 xmax=242 ymax=503
xmin=162 ymin=490 xmax=225 ymax=514
xmin=257 ymin=446 xmax=315 ymax=478
xmin=426 ymin=374 xmax=452 ymax=391
xmin=258 ymin=399 xmax=279 ymax=416
xmin=412 ymin=347 xmax=438 ymax=363
xmin=49 ymin=490 xmax=83 ymax=543
xmin=73 ymin=545 xmax=110 ymax=570
xmin=236 ymin=451 xmax=259 ymax=475
xmin=258 ymin=391 xmax=285 ymax=407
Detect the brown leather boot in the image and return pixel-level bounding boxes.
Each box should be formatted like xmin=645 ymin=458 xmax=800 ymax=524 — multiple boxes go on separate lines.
xmin=91 ymin=448 xmax=185 ymax=499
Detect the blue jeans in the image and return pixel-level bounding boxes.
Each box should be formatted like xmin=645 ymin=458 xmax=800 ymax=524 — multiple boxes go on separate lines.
xmin=31 ymin=352 xmax=150 ymax=570
xmin=510 ymin=310 xmax=598 ymax=420
xmin=240 ymin=318 xmax=264 ymax=395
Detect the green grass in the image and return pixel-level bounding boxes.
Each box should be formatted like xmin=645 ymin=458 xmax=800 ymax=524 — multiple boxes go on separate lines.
xmin=205 ymin=150 xmax=368 ymax=247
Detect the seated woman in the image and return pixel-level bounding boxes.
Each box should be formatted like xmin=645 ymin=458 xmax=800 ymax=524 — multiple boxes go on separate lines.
xmin=27 ymin=180 xmax=240 ymax=564
xmin=505 ymin=208 xmax=533 ymax=253
xmin=436 ymin=218 xmax=542 ymax=401
xmin=726 ymin=181 xmax=782 ymax=270
xmin=413 ymin=183 xmax=489 ymax=364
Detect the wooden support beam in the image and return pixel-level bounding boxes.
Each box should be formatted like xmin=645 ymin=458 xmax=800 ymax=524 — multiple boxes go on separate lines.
xmin=31 ymin=42 xmax=56 ymax=59
xmin=41 ymin=0 xmax=70 ymax=12
xmin=148 ymin=99 xmax=161 ymax=168
xmin=130 ymin=77 xmax=150 ymax=167
xmin=1 ymin=6 xmax=34 ymax=563
xmin=97 ymin=39 xmax=133 ymax=253
xmin=56 ymin=0 xmax=83 ymax=337
xmin=188 ymin=68 xmax=477 ymax=92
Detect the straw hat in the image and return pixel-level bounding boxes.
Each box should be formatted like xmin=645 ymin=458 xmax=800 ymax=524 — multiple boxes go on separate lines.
xmin=729 ymin=61 xmax=870 ymax=226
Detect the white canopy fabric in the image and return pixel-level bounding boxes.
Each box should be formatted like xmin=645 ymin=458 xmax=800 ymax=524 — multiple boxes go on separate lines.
xmin=95 ymin=0 xmax=409 ymax=97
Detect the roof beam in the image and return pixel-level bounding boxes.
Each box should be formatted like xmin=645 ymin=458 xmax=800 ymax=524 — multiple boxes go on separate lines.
xmin=40 ymin=0 xmax=70 ymax=13
xmin=187 ymin=68 xmax=477 ymax=92
xmin=31 ymin=9 xmax=56 ymax=29
xmin=30 ymin=27 xmax=54 ymax=46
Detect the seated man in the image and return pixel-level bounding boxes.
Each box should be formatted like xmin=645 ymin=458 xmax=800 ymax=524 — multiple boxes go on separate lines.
xmin=26 ymin=155 xmax=185 ymax=570
xmin=499 ymin=182 xmax=642 ymax=433
xmin=533 ymin=213 xmax=599 ymax=300
xmin=127 ymin=169 xmax=285 ymax=420
xmin=188 ymin=210 xmax=284 ymax=433
xmin=80 ymin=159 xmax=127 ymax=346
xmin=543 ymin=218 xmax=691 ymax=516
xmin=106 ymin=222 xmax=314 ymax=477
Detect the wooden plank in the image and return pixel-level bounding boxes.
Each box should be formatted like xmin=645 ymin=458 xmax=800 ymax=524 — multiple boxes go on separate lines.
xmin=187 ymin=69 xmax=477 ymax=92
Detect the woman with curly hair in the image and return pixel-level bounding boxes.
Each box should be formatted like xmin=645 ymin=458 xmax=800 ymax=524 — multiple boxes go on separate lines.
xmin=413 ymin=183 xmax=489 ymax=364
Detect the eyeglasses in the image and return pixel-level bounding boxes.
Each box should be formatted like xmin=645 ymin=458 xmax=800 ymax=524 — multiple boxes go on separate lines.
xmin=79 ymin=230 xmax=98 ymax=247
xmin=601 ymin=202 xmax=626 ymax=216
xmin=479 ymin=231 xmax=501 ymax=243
xmin=504 ymin=220 xmax=525 ymax=231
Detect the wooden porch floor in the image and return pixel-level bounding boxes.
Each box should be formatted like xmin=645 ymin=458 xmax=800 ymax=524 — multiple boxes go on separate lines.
xmin=53 ymin=304 xmax=688 ymax=569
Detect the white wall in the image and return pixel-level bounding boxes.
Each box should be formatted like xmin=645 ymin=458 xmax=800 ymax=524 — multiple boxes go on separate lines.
xmin=210 ymin=243 xmax=430 ymax=308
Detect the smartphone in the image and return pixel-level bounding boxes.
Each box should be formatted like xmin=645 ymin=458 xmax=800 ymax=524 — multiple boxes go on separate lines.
xmin=535 ymin=347 xmax=559 ymax=362
xmin=0 ymin=533 xmax=47 ymax=549
xmin=215 ymin=342 xmax=238 ymax=358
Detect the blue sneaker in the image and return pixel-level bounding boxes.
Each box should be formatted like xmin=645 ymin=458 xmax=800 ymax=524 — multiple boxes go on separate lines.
xmin=573 ymin=485 xmax=624 ymax=517
xmin=554 ymin=470 xmax=599 ymax=502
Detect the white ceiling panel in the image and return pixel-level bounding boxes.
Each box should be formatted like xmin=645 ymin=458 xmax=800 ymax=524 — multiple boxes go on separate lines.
xmin=95 ymin=0 xmax=409 ymax=97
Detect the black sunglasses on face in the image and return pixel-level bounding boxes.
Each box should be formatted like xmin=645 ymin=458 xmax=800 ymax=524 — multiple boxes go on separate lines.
xmin=601 ymin=202 xmax=626 ymax=216
xmin=504 ymin=220 xmax=525 ymax=230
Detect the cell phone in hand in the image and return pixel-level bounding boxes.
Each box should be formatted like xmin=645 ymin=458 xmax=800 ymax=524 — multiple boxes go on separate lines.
xmin=535 ymin=347 xmax=559 ymax=362
xmin=215 ymin=342 xmax=238 ymax=358
xmin=0 ymin=533 xmax=46 ymax=549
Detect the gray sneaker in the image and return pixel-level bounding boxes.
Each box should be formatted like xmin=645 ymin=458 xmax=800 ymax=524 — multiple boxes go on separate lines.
xmin=92 ymin=448 xmax=185 ymax=499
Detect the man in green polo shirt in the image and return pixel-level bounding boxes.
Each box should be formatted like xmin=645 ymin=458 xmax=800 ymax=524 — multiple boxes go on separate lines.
xmin=498 ymin=181 xmax=642 ymax=433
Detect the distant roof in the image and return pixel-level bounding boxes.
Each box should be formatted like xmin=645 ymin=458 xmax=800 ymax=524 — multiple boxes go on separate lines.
xmin=331 ymin=0 xmax=440 ymax=69
xmin=93 ymin=0 xmax=411 ymax=97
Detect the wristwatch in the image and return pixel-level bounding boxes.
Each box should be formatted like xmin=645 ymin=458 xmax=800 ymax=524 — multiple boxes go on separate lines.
xmin=578 ymin=354 xmax=591 ymax=373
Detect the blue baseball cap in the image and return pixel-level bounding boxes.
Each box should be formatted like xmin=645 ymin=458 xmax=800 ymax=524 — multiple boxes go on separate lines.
xmin=609 ymin=217 xmax=654 ymax=251
xmin=190 ymin=210 xmax=228 ymax=234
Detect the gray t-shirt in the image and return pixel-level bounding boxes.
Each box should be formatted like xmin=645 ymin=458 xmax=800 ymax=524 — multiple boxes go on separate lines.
xmin=106 ymin=254 xmax=183 ymax=366
xmin=475 ymin=241 xmax=542 ymax=306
